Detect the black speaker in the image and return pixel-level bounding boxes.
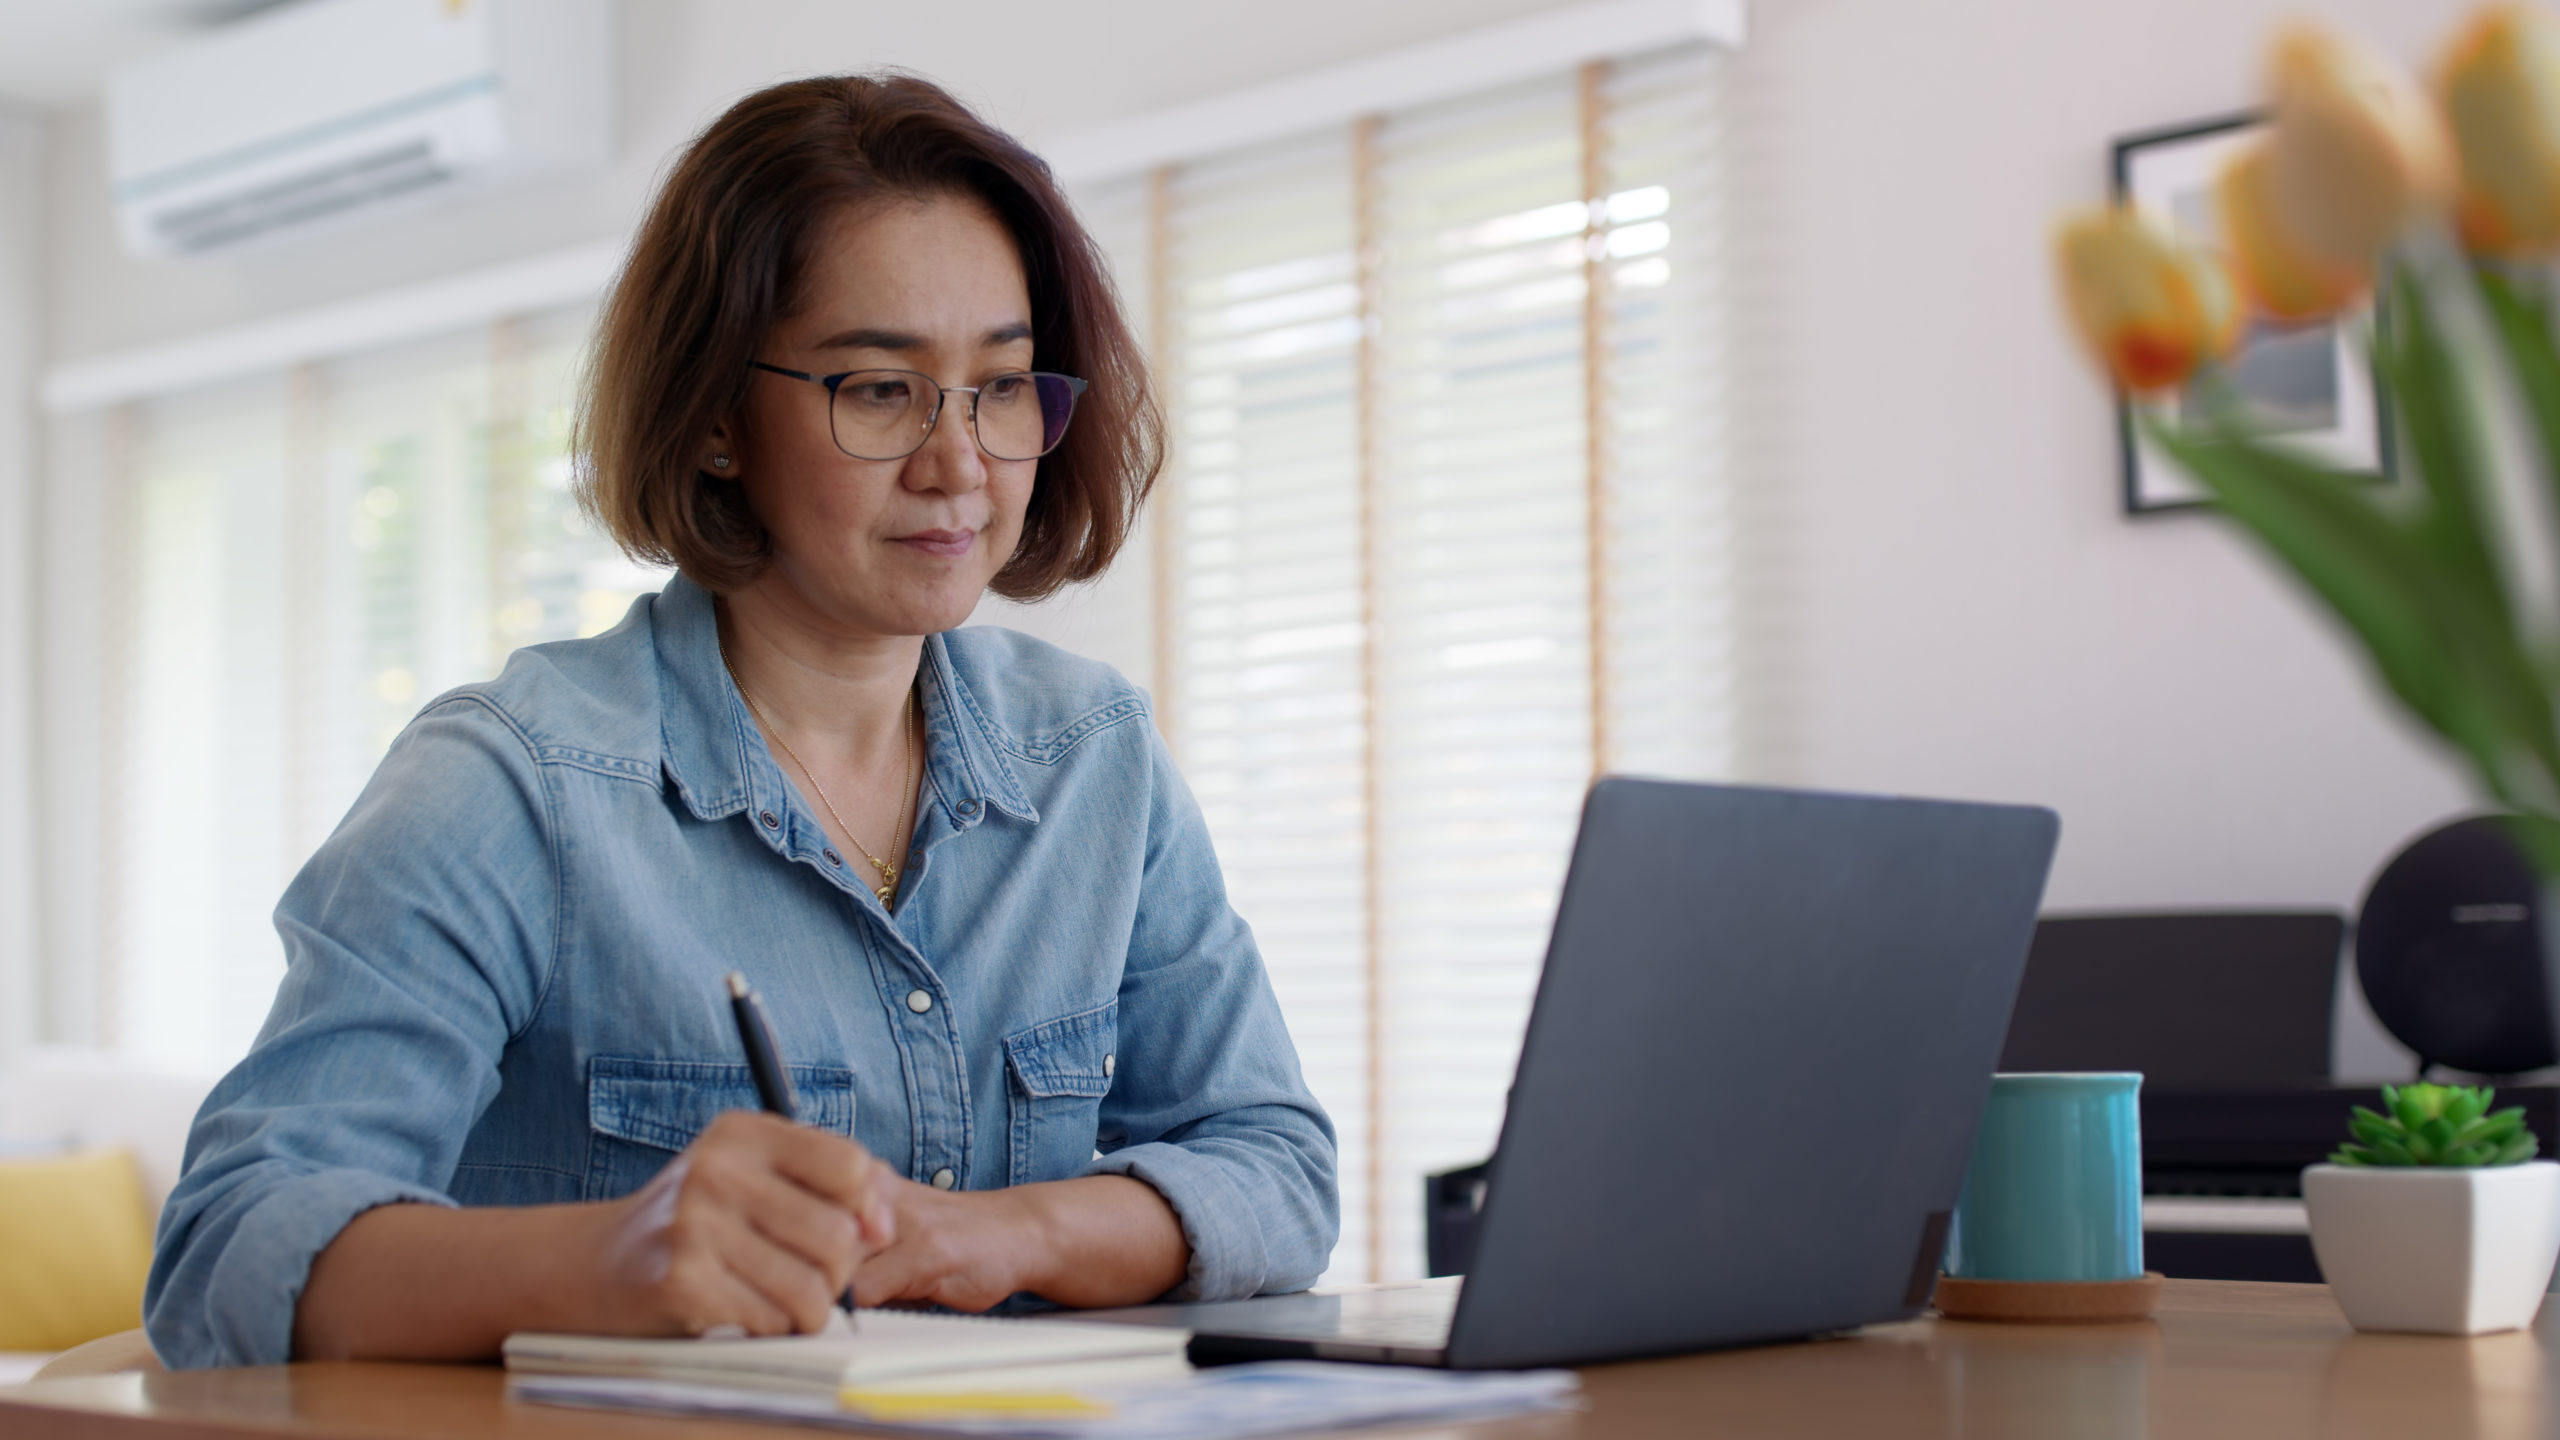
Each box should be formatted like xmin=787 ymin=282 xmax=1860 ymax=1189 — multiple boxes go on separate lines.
xmin=2356 ymin=816 xmax=2555 ymax=1077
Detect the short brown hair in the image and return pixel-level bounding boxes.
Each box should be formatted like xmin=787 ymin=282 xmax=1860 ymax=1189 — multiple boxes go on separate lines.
xmin=577 ymin=74 xmax=1161 ymax=599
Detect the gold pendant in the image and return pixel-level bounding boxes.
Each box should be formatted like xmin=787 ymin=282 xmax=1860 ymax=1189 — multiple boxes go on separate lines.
xmin=876 ymin=883 xmax=894 ymax=903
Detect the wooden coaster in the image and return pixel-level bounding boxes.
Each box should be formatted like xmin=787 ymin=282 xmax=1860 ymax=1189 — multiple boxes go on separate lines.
xmin=1932 ymin=1272 xmax=2164 ymax=1323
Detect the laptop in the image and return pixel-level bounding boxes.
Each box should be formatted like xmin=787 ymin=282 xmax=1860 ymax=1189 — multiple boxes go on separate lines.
xmin=1078 ymin=777 xmax=2060 ymax=1369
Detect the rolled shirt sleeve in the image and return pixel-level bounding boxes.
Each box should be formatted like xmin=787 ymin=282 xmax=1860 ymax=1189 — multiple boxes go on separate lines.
xmin=144 ymin=697 xmax=556 ymax=1369
xmin=1088 ymin=723 xmax=1340 ymax=1300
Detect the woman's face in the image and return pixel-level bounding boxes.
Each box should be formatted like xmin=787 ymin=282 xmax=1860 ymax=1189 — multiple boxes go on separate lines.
xmin=726 ymin=193 xmax=1038 ymax=637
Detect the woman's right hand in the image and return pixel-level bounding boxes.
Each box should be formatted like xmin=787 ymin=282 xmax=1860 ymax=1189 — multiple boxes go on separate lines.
xmin=586 ymin=1110 xmax=898 ymax=1336
xmin=293 ymin=1110 xmax=895 ymax=1359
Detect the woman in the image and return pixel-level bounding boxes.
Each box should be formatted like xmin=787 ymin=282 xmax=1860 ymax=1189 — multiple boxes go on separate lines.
xmin=144 ymin=74 xmax=1338 ymax=1370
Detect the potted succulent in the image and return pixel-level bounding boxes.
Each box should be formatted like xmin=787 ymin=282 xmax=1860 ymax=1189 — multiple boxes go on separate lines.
xmin=2304 ymin=1083 xmax=2560 ymax=1334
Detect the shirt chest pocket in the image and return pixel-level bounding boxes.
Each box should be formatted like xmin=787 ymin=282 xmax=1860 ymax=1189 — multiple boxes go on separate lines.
xmin=583 ymin=1056 xmax=858 ymax=1202
xmin=1003 ymin=1001 xmax=1117 ymax=1189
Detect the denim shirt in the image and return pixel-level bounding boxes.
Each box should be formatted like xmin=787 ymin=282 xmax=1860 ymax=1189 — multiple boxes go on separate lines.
xmin=144 ymin=575 xmax=1339 ymax=1369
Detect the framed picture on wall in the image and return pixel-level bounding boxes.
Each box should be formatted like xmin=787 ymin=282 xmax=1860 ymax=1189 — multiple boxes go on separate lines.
xmin=2111 ymin=113 xmax=2393 ymax=514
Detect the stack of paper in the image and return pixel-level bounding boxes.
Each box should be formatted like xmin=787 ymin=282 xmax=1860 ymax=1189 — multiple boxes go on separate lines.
xmin=504 ymin=1309 xmax=1580 ymax=1438
xmin=510 ymin=1360 xmax=1581 ymax=1439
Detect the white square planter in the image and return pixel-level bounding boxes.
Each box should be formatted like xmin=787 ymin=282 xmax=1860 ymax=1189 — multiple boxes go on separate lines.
xmin=2303 ymin=1161 xmax=2560 ymax=1335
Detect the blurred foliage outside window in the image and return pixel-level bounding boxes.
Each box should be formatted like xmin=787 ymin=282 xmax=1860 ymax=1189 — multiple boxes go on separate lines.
xmin=117 ymin=309 xmax=665 ymax=1065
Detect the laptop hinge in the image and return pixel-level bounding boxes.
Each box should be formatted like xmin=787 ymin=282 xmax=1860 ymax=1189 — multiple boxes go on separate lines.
xmin=1905 ymin=1209 xmax=1954 ymax=1308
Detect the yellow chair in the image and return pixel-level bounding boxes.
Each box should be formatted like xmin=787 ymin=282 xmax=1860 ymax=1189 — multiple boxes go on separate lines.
xmin=0 ymin=1149 xmax=156 ymax=1355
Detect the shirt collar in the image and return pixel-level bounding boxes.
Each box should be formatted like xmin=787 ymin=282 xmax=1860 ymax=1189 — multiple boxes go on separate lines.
xmin=917 ymin=631 xmax=1038 ymax=830
xmin=654 ymin=574 xmax=763 ymax=824
xmin=654 ymin=574 xmax=1036 ymax=832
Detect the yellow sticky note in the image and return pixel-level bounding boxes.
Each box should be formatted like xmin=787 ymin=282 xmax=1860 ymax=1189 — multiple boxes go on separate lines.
xmin=838 ymin=1390 xmax=1113 ymax=1420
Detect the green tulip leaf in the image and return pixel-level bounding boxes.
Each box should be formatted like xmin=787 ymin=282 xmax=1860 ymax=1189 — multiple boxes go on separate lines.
xmin=2376 ymin=265 xmax=2515 ymax=631
xmin=2472 ymin=266 xmax=2560 ymax=547
xmin=2149 ymin=420 xmax=2560 ymax=813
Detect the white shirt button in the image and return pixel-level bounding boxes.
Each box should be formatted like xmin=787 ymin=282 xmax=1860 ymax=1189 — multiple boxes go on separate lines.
xmin=1103 ymin=1053 xmax=1115 ymax=1079
xmin=906 ymin=989 xmax=933 ymax=1014
xmin=932 ymin=1167 xmax=956 ymax=1190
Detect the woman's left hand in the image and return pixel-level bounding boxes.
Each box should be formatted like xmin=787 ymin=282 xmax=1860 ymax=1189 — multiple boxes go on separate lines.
xmin=846 ymin=1176 xmax=1042 ymax=1311
xmin=848 ymin=1173 xmax=1189 ymax=1311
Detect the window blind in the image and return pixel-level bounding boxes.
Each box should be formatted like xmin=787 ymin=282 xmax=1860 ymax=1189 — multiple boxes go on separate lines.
xmin=123 ymin=375 xmax=292 ymax=1063
xmin=1155 ymin=130 xmax=1380 ymax=1281
xmin=1092 ymin=43 xmax=1732 ymax=1282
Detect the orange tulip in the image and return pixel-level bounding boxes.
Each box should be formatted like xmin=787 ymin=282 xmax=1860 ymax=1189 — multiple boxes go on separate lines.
xmin=2217 ymin=143 xmax=2371 ymax=320
xmin=2264 ymin=22 xmax=2458 ymax=267
xmin=2054 ymin=207 xmax=2241 ymax=393
xmin=2440 ymin=3 xmax=2560 ymax=254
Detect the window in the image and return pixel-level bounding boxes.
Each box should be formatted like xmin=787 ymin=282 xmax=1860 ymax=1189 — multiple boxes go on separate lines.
xmin=106 ymin=310 xmax=664 ymax=1065
xmin=1079 ymin=44 xmax=1733 ymax=1282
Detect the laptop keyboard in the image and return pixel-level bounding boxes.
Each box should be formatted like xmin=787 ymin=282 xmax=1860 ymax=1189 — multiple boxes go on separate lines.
xmin=1318 ymin=1283 xmax=1464 ymax=1344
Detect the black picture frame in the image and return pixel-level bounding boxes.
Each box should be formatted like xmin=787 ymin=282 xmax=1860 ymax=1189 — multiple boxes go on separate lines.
xmin=2109 ymin=111 xmax=2395 ymax=515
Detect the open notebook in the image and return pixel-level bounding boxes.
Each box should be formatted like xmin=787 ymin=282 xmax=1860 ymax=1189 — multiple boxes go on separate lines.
xmin=503 ymin=1308 xmax=1191 ymax=1397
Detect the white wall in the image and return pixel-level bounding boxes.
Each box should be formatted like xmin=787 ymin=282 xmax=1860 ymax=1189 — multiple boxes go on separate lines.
xmin=31 ymin=0 xmax=2500 ymax=1074
xmin=30 ymin=410 xmax=106 ymax=1050
xmin=0 ymin=108 xmax=41 ymax=1067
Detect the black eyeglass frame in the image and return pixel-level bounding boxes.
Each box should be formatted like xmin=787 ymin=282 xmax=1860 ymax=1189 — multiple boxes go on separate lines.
xmin=749 ymin=361 xmax=1089 ymax=462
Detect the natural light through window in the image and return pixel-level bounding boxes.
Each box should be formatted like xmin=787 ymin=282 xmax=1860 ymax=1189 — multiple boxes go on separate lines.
xmin=112 ymin=310 xmax=665 ymax=1065
xmin=1076 ymin=43 xmax=1732 ymax=1284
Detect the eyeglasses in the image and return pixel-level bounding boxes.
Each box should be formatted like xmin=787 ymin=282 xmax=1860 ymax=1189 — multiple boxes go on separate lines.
xmin=749 ymin=362 xmax=1088 ymax=462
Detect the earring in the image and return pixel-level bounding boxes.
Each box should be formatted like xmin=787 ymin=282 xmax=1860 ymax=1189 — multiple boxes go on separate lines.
xmin=711 ymin=455 xmax=731 ymax=470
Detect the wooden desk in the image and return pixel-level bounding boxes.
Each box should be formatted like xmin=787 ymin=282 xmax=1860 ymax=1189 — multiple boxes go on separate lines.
xmin=1 ymin=1280 xmax=2548 ymax=1439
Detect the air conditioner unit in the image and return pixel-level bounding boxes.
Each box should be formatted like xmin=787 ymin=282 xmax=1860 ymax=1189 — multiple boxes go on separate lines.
xmin=106 ymin=0 xmax=610 ymax=258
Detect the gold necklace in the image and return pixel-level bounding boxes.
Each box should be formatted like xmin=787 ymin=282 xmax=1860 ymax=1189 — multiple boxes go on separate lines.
xmin=717 ymin=634 xmax=920 ymax=905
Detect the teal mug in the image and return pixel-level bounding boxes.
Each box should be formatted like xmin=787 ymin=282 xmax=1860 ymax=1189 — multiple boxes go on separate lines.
xmin=1948 ymin=1072 xmax=2144 ymax=1282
